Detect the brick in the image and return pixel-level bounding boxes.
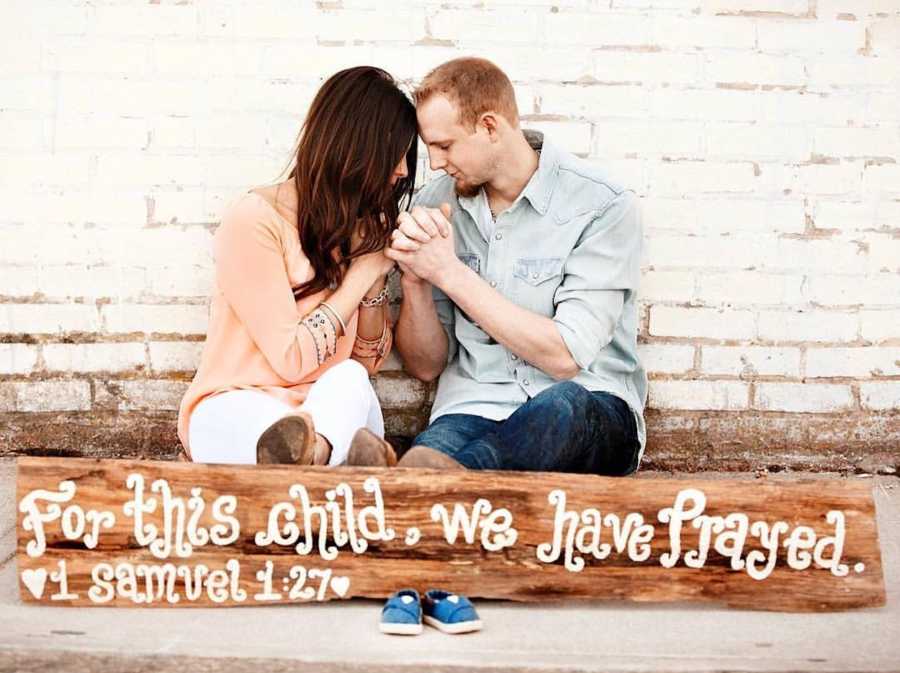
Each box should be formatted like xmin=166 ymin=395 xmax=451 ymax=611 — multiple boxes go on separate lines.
xmin=373 ymin=375 xmax=431 ymax=410
xmin=703 ymin=52 xmax=806 ymax=87
xmin=650 ymin=88 xmax=759 ymax=122
xmin=869 ymin=16 xmax=900 ymax=55
xmin=646 ymin=235 xmax=773 ymax=269
xmin=637 ymin=344 xmax=695 ymax=374
xmin=0 ymin=344 xmax=39 ymax=375
xmin=42 ymin=343 xmax=146 ymax=374
xmin=477 ymin=46 xmax=594 ymax=82
xmin=649 ymin=161 xmax=758 ymax=195
xmin=865 ymin=232 xmax=900 ymax=273
xmin=757 ymin=20 xmax=866 ymax=53
xmin=701 ymin=0 xmax=808 ymax=13
xmin=149 ymin=341 xmax=204 ymax=373
xmin=804 ymin=273 xmax=900 ymax=306
xmin=814 ymin=126 xmax=900 ymax=159
xmin=103 ymin=304 xmax=209 ymax=335
xmin=806 ymin=347 xmax=900 ymax=377
xmin=0 ymin=264 xmax=40 ymax=297
xmin=261 ymin=43 xmax=372 ymax=80
xmin=540 ymin=11 xmax=651 ymax=47
xmin=0 ymin=303 xmax=100 ymax=334
xmin=593 ymin=52 xmax=702 ymax=85
xmin=533 ymin=85 xmax=646 ymax=121
xmin=54 ymin=116 xmax=148 ymax=150
xmin=698 ymin=271 xmax=805 ymax=306
xmin=653 ymin=15 xmax=756 ymax=49
xmin=107 ymin=229 xmax=214 ymax=268
xmin=649 ymin=306 xmax=756 ymax=339
xmin=758 ymin=90 xmax=865 ymax=126
xmin=860 ymin=382 xmax=900 ymax=411
xmin=0 ymin=154 xmax=91 ymax=188
xmin=147 ymin=265 xmax=216 ymax=298
xmin=120 ymin=380 xmax=190 ymax=412
xmin=860 ymin=310 xmax=900 ymax=342
xmin=38 ymin=265 xmax=147 ymax=300
xmin=649 ymin=380 xmax=749 ymax=410
xmin=876 ymin=200 xmax=900 ymax=230
xmin=316 ymin=9 xmax=424 ymax=42
xmin=639 ymin=271 xmax=695 ymax=302
xmin=0 ymin=117 xmax=47 ymax=150
xmin=196 ymin=116 xmax=270 ymax=151
xmin=595 ymin=121 xmax=703 ymax=157
xmin=806 ymin=55 xmax=899 ymax=89
xmin=12 ymin=380 xmax=92 ymax=412
xmin=773 ymin=238 xmax=868 ymax=274
xmin=790 ymin=163 xmax=862 ymax=195
xmin=705 ymin=123 xmax=811 ymax=160
xmin=700 ymin=346 xmax=801 ymax=377
xmin=812 ymin=200 xmax=877 ymax=233
xmin=757 ymin=310 xmax=858 ymax=343
xmin=863 ymin=164 xmax=900 ymax=196
xmin=94 ymin=5 xmax=198 ymax=37
xmin=43 ymin=40 xmax=150 ymax=75
xmin=754 ymin=382 xmax=854 ymax=412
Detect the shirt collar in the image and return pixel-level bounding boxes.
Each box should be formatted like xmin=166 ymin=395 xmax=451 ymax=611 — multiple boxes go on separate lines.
xmin=457 ymin=129 xmax=559 ymax=218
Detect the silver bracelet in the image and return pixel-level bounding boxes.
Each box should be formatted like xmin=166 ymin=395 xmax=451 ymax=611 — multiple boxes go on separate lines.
xmin=319 ymin=301 xmax=347 ymax=334
xmin=360 ymin=285 xmax=389 ymax=308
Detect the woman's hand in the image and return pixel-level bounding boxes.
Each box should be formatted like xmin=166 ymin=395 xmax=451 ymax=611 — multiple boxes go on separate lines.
xmin=353 ymin=247 xmax=395 ymax=277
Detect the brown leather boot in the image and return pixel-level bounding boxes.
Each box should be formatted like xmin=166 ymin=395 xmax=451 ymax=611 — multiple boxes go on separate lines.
xmin=345 ymin=428 xmax=398 ymax=467
xmin=256 ymin=411 xmax=316 ymax=465
xmin=397 ymin=446 xmax=464 ymax=469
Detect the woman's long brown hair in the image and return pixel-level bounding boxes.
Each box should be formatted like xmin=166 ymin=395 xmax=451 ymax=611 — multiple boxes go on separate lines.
xmin=285 ymin=66 xmax=418 ymax=300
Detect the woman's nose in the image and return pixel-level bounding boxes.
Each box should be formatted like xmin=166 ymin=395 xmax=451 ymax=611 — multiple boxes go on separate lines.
xmin=395 ymin=158 xmax=408 ymax=178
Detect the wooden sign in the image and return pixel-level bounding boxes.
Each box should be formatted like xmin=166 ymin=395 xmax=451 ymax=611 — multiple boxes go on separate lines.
xmin=16 ymin=456 xmax=885 ymax=612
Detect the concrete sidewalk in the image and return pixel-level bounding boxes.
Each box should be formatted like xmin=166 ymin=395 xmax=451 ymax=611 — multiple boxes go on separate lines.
xmin=0 ymin=458 xmax=897 ymax=673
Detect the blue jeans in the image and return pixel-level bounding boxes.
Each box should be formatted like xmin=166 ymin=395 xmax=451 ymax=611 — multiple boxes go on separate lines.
xmin=412 ymin=381 xmax=640 ymax=475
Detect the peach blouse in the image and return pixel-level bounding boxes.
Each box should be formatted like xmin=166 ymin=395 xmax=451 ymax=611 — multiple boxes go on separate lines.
xmin=177 ymin=191 xmax=392 ymax=459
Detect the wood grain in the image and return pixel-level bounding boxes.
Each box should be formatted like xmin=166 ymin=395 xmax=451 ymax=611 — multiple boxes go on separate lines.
xmin=16 ymin=457 xmax=885 ymax=611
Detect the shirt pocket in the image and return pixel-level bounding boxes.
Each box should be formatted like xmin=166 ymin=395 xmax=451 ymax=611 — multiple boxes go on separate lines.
xmin=514 ymin=257 xmax=563 ymax=286
xmin=513 ymin=256 xmax=564 ymax=316
xmin=458 ymin=252 xmax=482 ymax=275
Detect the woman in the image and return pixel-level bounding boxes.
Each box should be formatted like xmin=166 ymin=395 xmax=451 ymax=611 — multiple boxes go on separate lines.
xmin=177 ymin=66 xmax=417 ymax=466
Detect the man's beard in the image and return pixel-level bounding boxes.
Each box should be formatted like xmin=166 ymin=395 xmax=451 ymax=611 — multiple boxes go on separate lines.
xmin=453 ymin=175 xmax=483 ymax=198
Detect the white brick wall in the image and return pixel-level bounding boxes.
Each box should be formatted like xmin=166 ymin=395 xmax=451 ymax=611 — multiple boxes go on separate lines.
xmin=1 ymin=0 xmax=898 ymax=424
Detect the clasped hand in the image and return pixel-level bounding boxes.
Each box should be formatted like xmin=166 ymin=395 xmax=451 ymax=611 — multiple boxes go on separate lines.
xmin=385 ymin=203 xmax=458 ymax=286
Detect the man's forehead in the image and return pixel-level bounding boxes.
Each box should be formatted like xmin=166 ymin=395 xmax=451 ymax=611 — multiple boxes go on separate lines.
xmin=417 ymin=95 xmax=463 ymax=142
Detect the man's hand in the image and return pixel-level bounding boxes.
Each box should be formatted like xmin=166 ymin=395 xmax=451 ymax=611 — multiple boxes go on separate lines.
xmin=388 ymin=203 xmax=459 ymax=287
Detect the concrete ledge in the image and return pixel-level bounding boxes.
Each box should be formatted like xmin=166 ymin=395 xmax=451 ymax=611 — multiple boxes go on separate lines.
xmin=1 ymin=459 xmax=898 ymax=672
xmin=2 ymin=409 xmax=898 ymax=474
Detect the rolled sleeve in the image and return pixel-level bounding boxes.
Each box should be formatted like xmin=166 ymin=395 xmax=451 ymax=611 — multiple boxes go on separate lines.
xmin=552 ymin=190 xmax=642 ymax=370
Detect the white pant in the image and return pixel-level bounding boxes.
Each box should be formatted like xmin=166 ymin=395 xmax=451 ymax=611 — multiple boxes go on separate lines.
xmin=188 ymin=359 xmax=384 ymax=466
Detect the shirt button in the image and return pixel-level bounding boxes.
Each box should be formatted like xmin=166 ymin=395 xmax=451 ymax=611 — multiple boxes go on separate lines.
xmin=490 ymin=280 xmax=497 ymax=288
xmin=511 ymin=354 xmax=518 ymax=360
xmin=523 ymin=380 xmax=530 ymax=386
xmin=531 ymin=272 xmax=539 ymax=279
xmin=495 ymin=232 xmax=503 ymax=241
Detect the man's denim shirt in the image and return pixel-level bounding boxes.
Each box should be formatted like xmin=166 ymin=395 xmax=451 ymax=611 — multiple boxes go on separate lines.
xmin=412 ymin=130 xmax=648 ymax=462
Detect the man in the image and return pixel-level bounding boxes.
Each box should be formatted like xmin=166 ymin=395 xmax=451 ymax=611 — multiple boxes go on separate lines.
xmin=387 ymin=57 xmax=647 ymax=475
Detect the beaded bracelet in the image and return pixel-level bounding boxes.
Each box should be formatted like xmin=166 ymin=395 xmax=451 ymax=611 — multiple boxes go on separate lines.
xmin=352 ymin=322 xmax=389 ymax=358
xmin=360 ymin=285 xmax=389 ymax=308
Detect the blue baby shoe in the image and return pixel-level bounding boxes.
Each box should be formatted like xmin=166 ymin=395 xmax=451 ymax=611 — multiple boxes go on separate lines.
xmin=379 ymin=588 xmax=423 ymax=635
xmin=422 ymin=589 xmax=483 ymax=634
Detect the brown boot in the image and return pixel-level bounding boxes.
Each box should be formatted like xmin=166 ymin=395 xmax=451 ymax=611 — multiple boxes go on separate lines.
xmin=397 ymin=445 xmax=464 ymax=469
xmin=256 ymin=411 xmax=316 ymax=465
xmin=345 ymin=428 xmax=398 ymax=467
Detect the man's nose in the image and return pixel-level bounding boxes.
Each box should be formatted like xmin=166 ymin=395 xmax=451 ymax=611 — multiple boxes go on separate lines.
xmin=429 ymin=152 xmax=445 ymax=171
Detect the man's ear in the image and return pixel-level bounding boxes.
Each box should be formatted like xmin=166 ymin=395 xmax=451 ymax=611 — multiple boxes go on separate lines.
xmin=479 ymin=112 xmax=501 ymax=141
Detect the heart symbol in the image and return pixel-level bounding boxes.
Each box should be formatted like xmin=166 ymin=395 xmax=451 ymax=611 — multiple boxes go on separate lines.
xmin=21 ymin=568 xmax=47 ymax=599
xmin=330 ymin=575 xmax=350 ymax=598
xmin=404 ymin=527 xmax=421 ymax=546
